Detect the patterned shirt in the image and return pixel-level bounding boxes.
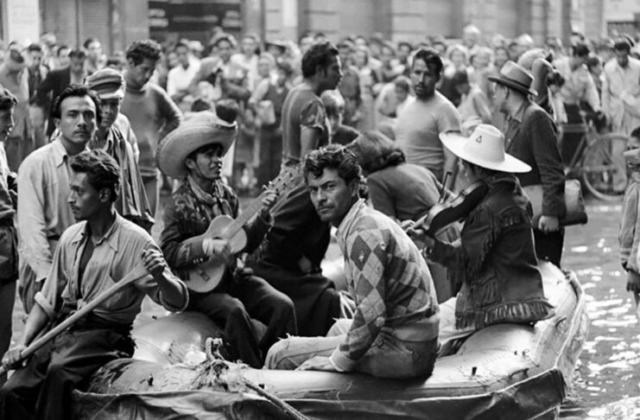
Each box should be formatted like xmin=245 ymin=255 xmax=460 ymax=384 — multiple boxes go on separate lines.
xmin=34 ymin=214 xmax=188 ymax=327
xmin=160 ymin=176 xmax=270 ymax=282
xmin=330 ymin=200 xmax=439 ymax=371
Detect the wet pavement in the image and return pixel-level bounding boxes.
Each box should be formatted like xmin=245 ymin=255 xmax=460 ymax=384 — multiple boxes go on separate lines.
xmin=8 ymin=197 xmax=638 ymax=418
xmin=561 ymin=201 xmax=640 ymax=419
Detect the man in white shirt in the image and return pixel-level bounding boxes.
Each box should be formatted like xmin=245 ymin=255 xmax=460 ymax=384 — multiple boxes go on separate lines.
xmin=167 ymin=42 xmax=200 ymax=109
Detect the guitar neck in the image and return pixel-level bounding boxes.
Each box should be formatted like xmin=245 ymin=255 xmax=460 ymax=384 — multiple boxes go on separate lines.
xmin=222 ymin=191 xmax=266 ymax=240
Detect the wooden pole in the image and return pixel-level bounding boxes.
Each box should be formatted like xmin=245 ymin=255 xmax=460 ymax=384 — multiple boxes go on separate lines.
xmin=0 ymin=263 xmax=149 ymax=377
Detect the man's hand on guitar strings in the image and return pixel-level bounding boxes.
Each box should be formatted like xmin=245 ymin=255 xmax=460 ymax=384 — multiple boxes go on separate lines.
xmin=203 ymin=238 xmax=232 ymax=262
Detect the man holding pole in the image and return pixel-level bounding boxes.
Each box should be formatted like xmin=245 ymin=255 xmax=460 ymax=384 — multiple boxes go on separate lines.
xmin=0 ymin=150 xmax=188 ymax=420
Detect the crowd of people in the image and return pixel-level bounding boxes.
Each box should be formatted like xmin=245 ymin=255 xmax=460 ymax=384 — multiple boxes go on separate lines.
xmin=0 ymin=22 xmax=638 ymax=420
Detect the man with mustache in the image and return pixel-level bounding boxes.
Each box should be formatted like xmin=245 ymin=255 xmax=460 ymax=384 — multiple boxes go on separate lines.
xmin=17 ymin=85 xmax=98 ymax=313
xmin=395 ymin=48 xmax=461 ymax=191
xmin=158 ymin=104 xmax=296 ymax=368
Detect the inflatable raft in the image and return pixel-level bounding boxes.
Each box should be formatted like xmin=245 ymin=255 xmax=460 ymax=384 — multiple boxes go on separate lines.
xmin=74 ymin=262 xmax=588 ymax=420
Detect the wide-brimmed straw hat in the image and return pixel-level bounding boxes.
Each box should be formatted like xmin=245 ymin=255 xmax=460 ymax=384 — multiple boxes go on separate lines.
xmin=85 ymin=68 xmax=125 ymax=100
xmin=488 ymin=61 xmax=537 ymax=96
xmin=157 ymin=111 xmax=236 ymax=178
xmin=439 ymin=124 xmax=531 ymax=173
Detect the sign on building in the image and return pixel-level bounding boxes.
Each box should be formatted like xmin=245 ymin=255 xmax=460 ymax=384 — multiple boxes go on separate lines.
xmin=149 ymin=0 xmax=242 ymax=44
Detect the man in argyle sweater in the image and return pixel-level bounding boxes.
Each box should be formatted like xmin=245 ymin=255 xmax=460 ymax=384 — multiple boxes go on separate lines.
xmin=265 ymin=145 xmax=440 ymax=379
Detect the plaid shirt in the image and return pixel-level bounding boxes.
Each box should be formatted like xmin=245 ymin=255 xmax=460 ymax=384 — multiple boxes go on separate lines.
xmin=330 ymin=200 xmax=439 ymax=371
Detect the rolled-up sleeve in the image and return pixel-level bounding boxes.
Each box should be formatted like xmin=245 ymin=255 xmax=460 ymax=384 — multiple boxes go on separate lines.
xmin=18 ymin=158 xmax=55 ymax=281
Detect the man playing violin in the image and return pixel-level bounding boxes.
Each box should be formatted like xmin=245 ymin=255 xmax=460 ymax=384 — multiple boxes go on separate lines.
xmin=407 ymin=124 xmax=554 ymax=352
xmin=157 ymin=104 xmax=296 ymax=368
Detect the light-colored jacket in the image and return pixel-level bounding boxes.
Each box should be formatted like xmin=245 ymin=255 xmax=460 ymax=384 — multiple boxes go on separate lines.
xmin=602 ymin=57 xmax=640 ymax=135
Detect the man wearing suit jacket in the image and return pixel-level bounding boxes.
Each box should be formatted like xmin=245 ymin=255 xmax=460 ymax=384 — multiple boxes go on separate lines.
xmin=30 ymin=49 xmax=87 ymax=137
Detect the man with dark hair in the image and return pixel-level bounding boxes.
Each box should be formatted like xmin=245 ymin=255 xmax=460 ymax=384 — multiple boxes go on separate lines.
xmin=603 ymin=37 xmax=640 ymax=136
xmin=336 ymin=38 xmax=362 ymax=128
xmin=158 ymin=110 xmax=295 ymax=368
xmin=26 ymin=43 xmax=49 ymax=151
xmin=83 ymin=37 xmax=103 ymax=75
xmin=1 ymin=149 xmax=188 ymax=420
xmin=188 ymin=34 xmax=249 ymax=102
xmin=31 ymin=49 xmax=87 ymax=137
xmin=55 ymin=45 xmax=71 ymax=69
xmin=266 ymin=144 xmax=439 ymax=379
xmin=0 ymin=89 xmax=18 ymax=386
xmin=281 ymin=40 xmax=342 ymax=168
xmin=18 ymin=85 xmax=101 ymax=313
xmin=248 ymin=41 xmax=344 ymax=338
xmin=121 ymin=39 xmax=182 ymax=218
xmin=491 ymin=61 xmax=566 ymax=266
xmin=0 ymin=46 xmax=32 ymax=172
xmin=167 ymin=41 xmax=200 ymax=107
xmin=85 ymin=68 xmax=154 ymax=230
xmin=395 ymin=48 xmax=461 ymax=190
xmin=553 ymin=43 xmax=601 ymax=164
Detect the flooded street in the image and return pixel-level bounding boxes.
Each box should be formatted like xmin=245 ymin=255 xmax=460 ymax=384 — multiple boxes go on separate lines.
xmin=8 ymin=197 xmax=637 ymax=418
xmin=561 ymin=200 xmax=640 ymax=419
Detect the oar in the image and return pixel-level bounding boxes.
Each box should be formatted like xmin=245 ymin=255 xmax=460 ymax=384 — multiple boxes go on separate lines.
xmin=0 ymin=263 xmax=149 ymax=376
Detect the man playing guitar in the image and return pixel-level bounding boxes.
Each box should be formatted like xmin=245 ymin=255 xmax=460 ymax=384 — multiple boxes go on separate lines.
xmin=157 ymin=104 xmax=296 ymax=368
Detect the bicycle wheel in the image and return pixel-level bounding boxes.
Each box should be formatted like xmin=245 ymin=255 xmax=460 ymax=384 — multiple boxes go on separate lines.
xmin=581 ymin=133 xmax=629 ymax=201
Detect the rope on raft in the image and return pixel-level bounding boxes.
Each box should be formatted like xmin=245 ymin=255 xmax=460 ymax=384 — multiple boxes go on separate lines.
xmin=203 ymin=338 xmax=310 ymax=420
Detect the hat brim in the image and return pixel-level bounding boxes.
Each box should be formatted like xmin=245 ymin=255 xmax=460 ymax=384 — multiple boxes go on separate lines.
xmin=488 ymin=75 xmax=537 ymax=97
xmin=440 ymin=132 xmax=531 ymax=173
xmin=157 ymin=114 xmax=236 ymax=178
xmin=96 ymin=90 xmax=125 ymax=100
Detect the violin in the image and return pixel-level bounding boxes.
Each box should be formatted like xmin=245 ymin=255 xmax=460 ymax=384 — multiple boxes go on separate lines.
xmin=415 ymin=180 xmax=490 ymax=237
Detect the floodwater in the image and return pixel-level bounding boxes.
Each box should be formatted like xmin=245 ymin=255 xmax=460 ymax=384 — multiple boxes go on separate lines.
xmin=561 ymin=201 xmax=640 ymax=419
xmin=8 ymin=198 xmax=639 ymax=418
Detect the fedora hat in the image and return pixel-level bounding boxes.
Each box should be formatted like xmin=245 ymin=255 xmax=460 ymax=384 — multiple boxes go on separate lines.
xmin=488 ymin=61 xmax=537 ymax=96
xmin=157 ymin=111 xmax=236 ymax=178
xmin=439 ymin=124 xmax=531 ymax=173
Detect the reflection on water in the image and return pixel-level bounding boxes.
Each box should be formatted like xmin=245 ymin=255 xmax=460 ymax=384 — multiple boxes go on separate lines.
xmin=561 ymin=202 xmax=640 ymax=419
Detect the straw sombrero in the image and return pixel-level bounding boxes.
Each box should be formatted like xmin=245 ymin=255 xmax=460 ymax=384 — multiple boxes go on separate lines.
xmin=157 ymin=111 xmax=236 ymax=178
xmin=439 ymin=124 xmax=531 ymax=173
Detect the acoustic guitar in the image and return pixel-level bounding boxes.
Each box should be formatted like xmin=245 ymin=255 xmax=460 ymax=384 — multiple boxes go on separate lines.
xmin=183 ymin=170 xmax=297 ymax=293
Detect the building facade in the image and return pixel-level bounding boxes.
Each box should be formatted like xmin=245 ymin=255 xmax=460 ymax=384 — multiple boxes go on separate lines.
xmin=1 ymin=0 xmax=606 ymax=53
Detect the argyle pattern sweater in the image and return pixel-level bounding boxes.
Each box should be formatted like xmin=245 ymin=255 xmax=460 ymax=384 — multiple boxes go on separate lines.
xmin=330 ymin=200 xmax=439 ymax=371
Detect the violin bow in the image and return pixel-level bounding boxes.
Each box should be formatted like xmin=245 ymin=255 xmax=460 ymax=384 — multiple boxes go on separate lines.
xmin=439 ymin=171 xmax=452 ymax=203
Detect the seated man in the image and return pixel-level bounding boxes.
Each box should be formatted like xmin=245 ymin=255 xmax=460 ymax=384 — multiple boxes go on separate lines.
xmin=248 ymin=180 xmax=344 ymax=338
xmin=408 ymin=125 xmax=555 ymax=351
xmin=0 ymin=150 xmax=188 ymax=420
xmin=158 ymin=110 xmax=296 ymax=369
xmin=265 ymin=145 xmax=440 ymax=379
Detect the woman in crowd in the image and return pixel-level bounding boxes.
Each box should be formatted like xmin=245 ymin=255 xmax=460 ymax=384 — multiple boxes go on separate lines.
xmin=348 ymin=131 xmax=460 ymax=303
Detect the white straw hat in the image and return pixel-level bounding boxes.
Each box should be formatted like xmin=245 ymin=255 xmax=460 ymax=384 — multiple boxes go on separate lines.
xmin=157 ymin=111 xmax=237 ymax=178
xmin=439 ymin=124 xmax=531 ymax=173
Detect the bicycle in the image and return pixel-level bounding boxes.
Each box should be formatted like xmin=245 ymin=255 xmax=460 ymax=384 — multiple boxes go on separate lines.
xmin=562 ymin=122 xmax=629 ymax=201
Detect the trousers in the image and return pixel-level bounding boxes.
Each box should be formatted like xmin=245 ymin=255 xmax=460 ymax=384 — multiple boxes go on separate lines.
xmin=265 ymin=318 xmax=439 ymax=379
xmin=0 ymin=327 xmax=134 ymax=420
xmin=188 ymin=274 xmax=296 ymax=368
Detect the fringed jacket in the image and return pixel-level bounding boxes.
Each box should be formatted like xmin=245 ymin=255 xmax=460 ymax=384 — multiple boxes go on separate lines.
xmin=429 ymin=173 xmax=554 ymax=329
